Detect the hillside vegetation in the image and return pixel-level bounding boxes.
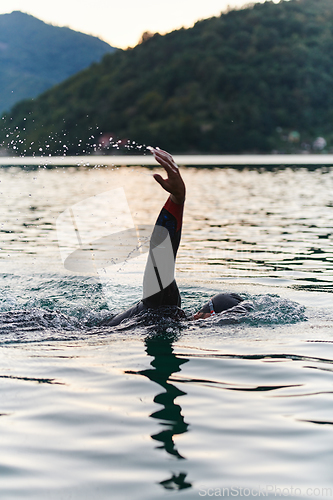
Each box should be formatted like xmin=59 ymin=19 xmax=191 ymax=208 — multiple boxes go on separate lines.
xmin=1 ymin=0 xmax=333 ymax=155
xmin=0 ymin=11 xmax=115 ymax=115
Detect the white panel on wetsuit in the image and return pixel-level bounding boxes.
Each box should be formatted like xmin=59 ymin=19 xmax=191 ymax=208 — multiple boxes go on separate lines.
xmin=142 ymin=225 xmax=175 ymax=300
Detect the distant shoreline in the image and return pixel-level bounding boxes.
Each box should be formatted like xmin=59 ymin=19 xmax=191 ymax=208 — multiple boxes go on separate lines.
xmin=1 ymin=154 xmax=333 ymax=167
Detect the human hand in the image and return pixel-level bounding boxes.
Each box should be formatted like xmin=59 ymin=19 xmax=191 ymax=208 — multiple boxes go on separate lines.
xmin=148 ymin=147 xmax=186 ymax=205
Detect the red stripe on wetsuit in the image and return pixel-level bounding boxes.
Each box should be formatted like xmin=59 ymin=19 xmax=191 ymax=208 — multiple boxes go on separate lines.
xmin=163 ymin=197 xmax=184 ymax=232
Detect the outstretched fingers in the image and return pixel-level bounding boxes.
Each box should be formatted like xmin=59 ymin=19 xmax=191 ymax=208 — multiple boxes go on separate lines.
xmin=148 ymin=147 xmax=185 ymax=204
xmin=148 ymin=147 xmax=179 ymax=174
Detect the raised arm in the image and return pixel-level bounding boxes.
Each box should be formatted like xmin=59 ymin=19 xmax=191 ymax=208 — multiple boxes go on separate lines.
xmin=101 ymin=149 xmax=186 ymax=326
xmin=142 ymin=149 xmax=185 ymax=308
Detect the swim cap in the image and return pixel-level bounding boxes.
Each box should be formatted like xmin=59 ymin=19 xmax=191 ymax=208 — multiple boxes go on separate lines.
xmin=199 ymin=293 xmax=243 ymax=315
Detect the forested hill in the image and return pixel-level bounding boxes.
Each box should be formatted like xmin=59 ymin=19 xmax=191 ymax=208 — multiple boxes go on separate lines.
xmin=0 ymin=11 xmax=116 ymax=115
xmin=2 ymin=0 xmax=333 ymax=155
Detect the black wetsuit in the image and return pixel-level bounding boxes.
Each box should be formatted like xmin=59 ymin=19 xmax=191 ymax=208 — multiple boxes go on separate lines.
xmin=103 ymin=197 xmax=244 ymax=326
xmin=104 ymin=197 xmax=184 ymax=326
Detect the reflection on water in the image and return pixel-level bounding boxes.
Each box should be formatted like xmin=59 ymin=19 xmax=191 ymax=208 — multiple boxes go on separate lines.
xmin=127 ymin=332 xmax=192 ymax=490
xmin=159 ymin=472 xmax=191 ymax=491
xmin=141 ymin=335 xmax=189 ymax=460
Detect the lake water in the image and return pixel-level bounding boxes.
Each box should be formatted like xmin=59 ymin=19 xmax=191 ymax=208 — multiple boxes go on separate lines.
xmin=0 ymin=163 xmax=333 ymax=499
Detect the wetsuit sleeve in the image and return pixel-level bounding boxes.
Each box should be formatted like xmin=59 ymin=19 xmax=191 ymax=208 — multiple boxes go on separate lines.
xmin=154 ymin=196 xmax=184 ymax=257
xmin=142 ymin=196 xmax=184 ymax=308
xmin=103 ymin=196 xmax=184 ymax=326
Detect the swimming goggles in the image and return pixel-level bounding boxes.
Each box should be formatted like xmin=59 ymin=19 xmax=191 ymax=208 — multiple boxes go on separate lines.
xmin=209 ymin=299 xmax=216 ymax=316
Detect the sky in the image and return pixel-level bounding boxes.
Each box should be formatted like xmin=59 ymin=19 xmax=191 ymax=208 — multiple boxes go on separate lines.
xmin=0 ymin=0 xmax=280 ymax=49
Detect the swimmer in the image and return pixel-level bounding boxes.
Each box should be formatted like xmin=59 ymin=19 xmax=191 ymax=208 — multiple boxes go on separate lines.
xmin=102 ymin=148 xmax=244 ymax=326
